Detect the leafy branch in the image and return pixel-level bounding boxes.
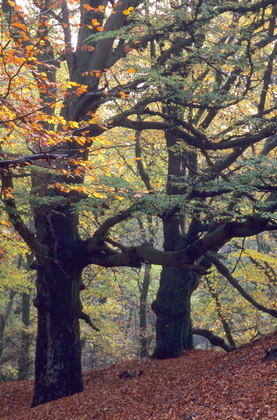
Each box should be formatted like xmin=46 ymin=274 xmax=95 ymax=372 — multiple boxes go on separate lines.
xmin=206 ymin=251 xmax=277 ymax=318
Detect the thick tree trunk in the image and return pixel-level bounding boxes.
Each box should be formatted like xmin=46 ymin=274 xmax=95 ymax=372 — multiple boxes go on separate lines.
xmin=152 ymin=266 xmax=198 ymax=359
xmin=151 ymin=214 xmax=199 ymax=359
xmin=31 ymin=258 xmax=83 ymax=406
xmin=31 ymin=201 xmax=84 ymax=406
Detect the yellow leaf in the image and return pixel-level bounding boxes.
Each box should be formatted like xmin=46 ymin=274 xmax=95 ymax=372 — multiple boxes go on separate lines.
xmin=92 ymin=19 xmax=100 ymax=26
xmin=69 ymin=121 xmax=79 ymax=128
xmin=67 ymin=81 xmax=79 ymax=87
xmin=93 ymin=192 xmax=107 ymax=198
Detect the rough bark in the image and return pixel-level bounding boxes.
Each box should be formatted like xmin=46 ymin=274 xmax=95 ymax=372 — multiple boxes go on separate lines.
xmin=31 ymin=200 xmax=84 ymax=406
xmin=152 ymin=265 xmax=199 ymax=358
xmin=32 ymin=262 xmax=83 ymax=406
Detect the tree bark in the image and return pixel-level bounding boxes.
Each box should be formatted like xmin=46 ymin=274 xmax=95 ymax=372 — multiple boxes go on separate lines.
xmin=152 ymin=254 xmax=199 ymax=358
xmin=31 ymin=257 xmax=83 ymax=406
xmin=31 ymin=201 xmax=84 ymax=406
xmin=151 ymin=121 xmax=200 ymax=357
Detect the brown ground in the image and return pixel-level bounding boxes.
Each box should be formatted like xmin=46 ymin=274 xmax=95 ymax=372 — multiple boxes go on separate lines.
xmin=1 ymin=332 xmax=277 ymax=419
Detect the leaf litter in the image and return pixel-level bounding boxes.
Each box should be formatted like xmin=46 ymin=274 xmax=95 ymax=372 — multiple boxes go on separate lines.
xmin=1 ymin=331 xmax=277 ymax=419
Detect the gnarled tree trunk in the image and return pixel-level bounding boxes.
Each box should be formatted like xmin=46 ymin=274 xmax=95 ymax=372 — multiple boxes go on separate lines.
xmin=152 ymin=220 xmax=199 ymax=359
xmin=31 ymin=201 xmax=84 ymax=406
xmin=32 ymin=264 xmax=83 ymax=406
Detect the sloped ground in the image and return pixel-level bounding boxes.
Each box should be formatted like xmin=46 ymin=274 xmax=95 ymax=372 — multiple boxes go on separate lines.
xmin=1 ymin=332 xmax=277 ymax=419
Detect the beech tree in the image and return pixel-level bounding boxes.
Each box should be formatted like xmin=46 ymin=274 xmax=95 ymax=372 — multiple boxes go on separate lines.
xmin=1 ymin=0 xmax=277 ymax=407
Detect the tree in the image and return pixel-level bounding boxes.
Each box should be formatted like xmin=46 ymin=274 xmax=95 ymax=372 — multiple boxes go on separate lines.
xmin=1 ymin=0 xmax=277 ymax=407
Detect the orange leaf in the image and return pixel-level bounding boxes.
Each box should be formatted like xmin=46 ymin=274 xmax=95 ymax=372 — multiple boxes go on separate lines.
xmin=83 ymin=4 xmax=94 ymax=10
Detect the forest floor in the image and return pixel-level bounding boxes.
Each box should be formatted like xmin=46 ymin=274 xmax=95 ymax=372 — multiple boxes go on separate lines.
xmin=1 ymin=332 xmax=277 ymax=419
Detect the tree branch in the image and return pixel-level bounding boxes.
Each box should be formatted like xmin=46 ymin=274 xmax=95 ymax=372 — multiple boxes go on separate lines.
xmin=185 ymin=217 xmax=270 ymax=262
xmin=192 ymin=328 xmax=235 ymax=352
xmin=206 ymin=251 xmax=277 ymax=318
xmin=0 ymin=153 xmax=67 ymax=168
xmin=0 ymin=169 xmax=47 ymax=261
xmin=135 ymin=130 xmax=153 ymax=192
xmin=79 ymin=311 xmax=100 ymax=332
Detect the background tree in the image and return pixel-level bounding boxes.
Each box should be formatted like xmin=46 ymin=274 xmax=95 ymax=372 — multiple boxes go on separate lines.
xmin=1 ymin=0 xmax=277 ymax=408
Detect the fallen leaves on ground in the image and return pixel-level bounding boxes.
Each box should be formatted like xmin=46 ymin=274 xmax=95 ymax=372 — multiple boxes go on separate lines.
xmin=1 ymin=332 xmax=277 ymax=419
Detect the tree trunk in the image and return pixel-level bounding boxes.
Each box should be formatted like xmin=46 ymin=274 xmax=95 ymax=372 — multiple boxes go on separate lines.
xmin=152 ymin=216 xmax=199 ymax=359
xmin=18 ymin=254 xmax=33 ymax=381
xmin=17 ymin=292 xmax=31 ymax=381
xmin=31 ymin=259 xmax=83 ymax=406
xmin=152 ymin=265 xmax=198 ymax=359
xmin=0 ymin=290 xmax=16 ymax=380
xmin=139 ymin=263 xmax=151 ymax=358
xmin=151 ymin=119 xmax=199 ymax=359
xmin=31 ymin=202 xmax=84 ymax=406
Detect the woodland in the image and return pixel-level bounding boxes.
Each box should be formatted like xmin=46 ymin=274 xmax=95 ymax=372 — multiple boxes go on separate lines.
xmin=1 ymin=0 xmax=277 ymax=410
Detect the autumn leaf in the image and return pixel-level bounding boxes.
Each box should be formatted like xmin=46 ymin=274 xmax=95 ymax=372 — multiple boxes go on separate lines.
xmin=83 ymin=4 xmax=94 ymax=10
